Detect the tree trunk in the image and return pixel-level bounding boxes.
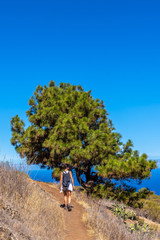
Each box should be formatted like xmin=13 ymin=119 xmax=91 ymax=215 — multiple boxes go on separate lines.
xmin=75 ymin=168 xmax=87 ymax=189
xmin=86 ymin=166 xmax=91 ymax=183
xmin=75 ymin=167 xmax=93 ymax=196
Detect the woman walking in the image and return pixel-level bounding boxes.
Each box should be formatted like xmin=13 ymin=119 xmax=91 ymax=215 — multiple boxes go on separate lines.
xmin=60 ymin=164 xmax=75 ymax=211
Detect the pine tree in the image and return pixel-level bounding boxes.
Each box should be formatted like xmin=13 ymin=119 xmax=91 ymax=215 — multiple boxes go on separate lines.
xmin=11 ymin=81 xmax=157 ymax=193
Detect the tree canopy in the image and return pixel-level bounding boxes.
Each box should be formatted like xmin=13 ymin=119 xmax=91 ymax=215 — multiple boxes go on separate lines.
xmin=11 ymin=81 xmax=157 ymax=193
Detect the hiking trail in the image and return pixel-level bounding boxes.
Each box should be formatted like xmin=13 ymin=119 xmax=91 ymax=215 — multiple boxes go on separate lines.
xmin=35 ymin=181 xmax=94 ymax=240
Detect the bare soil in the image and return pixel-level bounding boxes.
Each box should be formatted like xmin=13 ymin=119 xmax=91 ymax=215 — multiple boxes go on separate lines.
xmin=35 ymin=181 xmax=94 ymax=240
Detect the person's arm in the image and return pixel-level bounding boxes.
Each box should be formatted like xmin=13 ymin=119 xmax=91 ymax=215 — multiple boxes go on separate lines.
xmin=69 ymin=171 xmax=75 ymax=190
xmin=60 ymin=172 xmax=63 ymax=190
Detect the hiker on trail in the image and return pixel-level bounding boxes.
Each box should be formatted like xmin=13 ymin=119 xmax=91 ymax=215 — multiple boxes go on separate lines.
xmin=60 ymin=164 xmax=75 ymax=211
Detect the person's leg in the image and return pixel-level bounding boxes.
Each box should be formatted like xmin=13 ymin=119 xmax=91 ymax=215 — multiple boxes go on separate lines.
xmin=63 ymin=191 xmax=67 ymax=209
xmin=68 ymin=191 xmax=71 ymax=204
xmin=67 ymin=191 xmax=72 ymax=211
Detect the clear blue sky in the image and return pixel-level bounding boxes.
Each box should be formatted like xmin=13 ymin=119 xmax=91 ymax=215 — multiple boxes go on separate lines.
xmin=0 ymin=0 xmax=160 ymax=161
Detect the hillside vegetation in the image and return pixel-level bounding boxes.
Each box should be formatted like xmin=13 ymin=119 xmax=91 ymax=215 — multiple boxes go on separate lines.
xmin=0 ymin=162 xmax=64 ymax=240
xmin=73 ymin=188 xmax=160 ymax=240
xmin=139 ymin=194 xmax=160 ymax=223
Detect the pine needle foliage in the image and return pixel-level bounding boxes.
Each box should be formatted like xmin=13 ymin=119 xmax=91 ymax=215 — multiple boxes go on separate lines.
xmin=10 ymin=81 xmax=157 ymax=193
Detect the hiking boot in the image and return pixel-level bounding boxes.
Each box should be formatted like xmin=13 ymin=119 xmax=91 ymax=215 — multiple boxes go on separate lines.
xmin=67 ymin=204 xmax=72 ymax=211
xmin=64 ymin=205 xmax=67 ymax=210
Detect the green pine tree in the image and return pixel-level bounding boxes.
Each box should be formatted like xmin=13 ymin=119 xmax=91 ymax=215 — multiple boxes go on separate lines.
xmin=10 ymin=81 xmax=157 ymax=193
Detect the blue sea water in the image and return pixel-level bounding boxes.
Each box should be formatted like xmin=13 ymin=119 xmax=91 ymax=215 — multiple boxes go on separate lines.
xmin=1 ymin=159 xmax=159 ymax=195
xmin=28 ymin=160 xmax=160 ymax=195
xmin=28 ymin=167 xmax=80 ymax=186
xmin=121 ymin=168 xmax=160 ymax=195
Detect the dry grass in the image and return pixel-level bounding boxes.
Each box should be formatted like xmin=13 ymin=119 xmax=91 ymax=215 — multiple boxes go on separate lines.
xmin=73 ymin=188 xmax=160 ymax=240
xmin=0 ymin=162 xmax=64 ymax=240
xmin=137 ymin=194 xmax=160 ymax=223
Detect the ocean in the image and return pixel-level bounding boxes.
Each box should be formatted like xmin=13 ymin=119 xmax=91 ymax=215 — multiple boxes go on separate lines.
xmin=1 ymin=159 xmax=159 ymax=195
xmin=27 ymin=160 xmax=160 ymax=195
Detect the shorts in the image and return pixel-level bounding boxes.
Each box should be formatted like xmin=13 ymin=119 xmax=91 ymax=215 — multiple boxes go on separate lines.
xmin=62 ymin=183 xmax=73 ymax=192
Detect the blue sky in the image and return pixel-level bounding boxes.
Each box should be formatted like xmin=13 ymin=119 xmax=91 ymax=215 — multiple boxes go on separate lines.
xmin=0 ymin=0 xmax=160 ymax=161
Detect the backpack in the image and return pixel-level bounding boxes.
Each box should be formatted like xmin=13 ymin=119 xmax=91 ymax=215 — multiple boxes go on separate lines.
xmin=62 ymin=171 xmax=71 ymax=188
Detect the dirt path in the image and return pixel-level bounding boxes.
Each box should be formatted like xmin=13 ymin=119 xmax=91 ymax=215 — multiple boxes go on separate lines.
xmin=35 ymin=181 xmax=94 ymax=240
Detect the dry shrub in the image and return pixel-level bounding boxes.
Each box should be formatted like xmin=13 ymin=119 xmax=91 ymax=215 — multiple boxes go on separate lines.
xmin=0 ymin=162 xmax=64 ymax=240
xmin=137 ymin=194 xmax=160 ymax=223
xmin=73 ymin=189 xmax=159 ymax=240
